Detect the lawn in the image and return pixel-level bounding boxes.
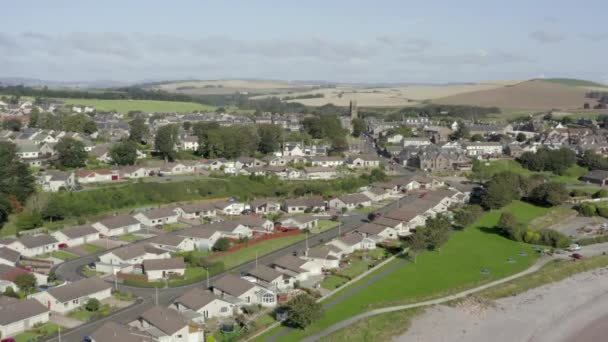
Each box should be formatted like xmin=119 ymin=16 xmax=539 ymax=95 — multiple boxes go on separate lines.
xmin=56 ymin=98 xmax=215 ymax=113
xmin=320 ymin=275 xmax=349 ymax=290
xmin=49 ymin=250 xmax=79 ymax=261
xmin=212 ymin=234 xmax=306 ymax=270
xmin=163 ymin=223 xmax=188 ymax=232
xmin=310 ymin=220 xmax=338 ymax=234
xmin=351 ymin=205 xmax=380 ymax=215
xmin=83 ymin=243 xmax=106 ymax=254
xmin=548 ymin=164 xmax=588 ymax=184
xmin=528 ymin=206 xmax=577 ymax=231
xmin=118 ymin=233 xmax=143 ymax=242
xmin=471 ymin=160 xmax=587 ymax=185
xmin=68 ymin=304 xmax=113 ymax=321
xmin=255 ymin=201 xmax=547 ymax=342
xmin=14 ymin=322 xmax=60 ymax=342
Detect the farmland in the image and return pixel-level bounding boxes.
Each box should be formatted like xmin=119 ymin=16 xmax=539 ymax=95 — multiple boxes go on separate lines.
xmin=57 ymin=98 xmax=215 ymax=113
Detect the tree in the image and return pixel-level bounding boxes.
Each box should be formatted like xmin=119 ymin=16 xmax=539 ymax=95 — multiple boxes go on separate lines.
xmin=154 ymin=124 xmax=179 ymax=161
xmin=454 ymin=205 xmax=484 ymax=227
xmin=3 ymin=286 xmax=18 ymax=298
xmin=257 ymin=124 xmax=283 ymax=154
xmin=83 ymin=120 xmax=98 ymax=135
xmin=578 ymin=202 xmax=597 ymax=216
xmin=470 ymin=133 xmax=484 ymax=142
xmin=450 ymin=121 xmax=469 ymax=140
xmin=55 ymin=137 xmax=87 ymax=168
xmin=182 ymin=121 xmax=192 ymax=131
xmin=15 ymin=273 xmax=37 ymax=294
xmin=497 ymin=212 xmax=526 ymax=242
xmin=351 ymin=118 xmax=366 ymax=137
xmin=29 ymin=107 xmax=40 ymax=127
xmin=584 ymin=102 xmax=591 ymax=109
xmin=529 ymin=182 xmax=569 ymax=206
xmin=283 ymin=294 xmax=322 ymax=330
xmin=408 ymin=229 xmax=428 ymax=263
xmin=86 ymin=298 xmax=101 ymax=312
xmin=129 ymin=118 xmax=149 ymax=144
xmin=516 ymin=132 xmax=527 ymax=142
xmin=110 ymin=141 xmax=138 ymax=165
xmin=330 ymin=136 xmax=348 ymax=154
xmin=423 ymin=215 xmax=452 ymax=251
xmin=594 ymin=189 xmax=608 ymax=199
xmin=212 ymin=237 xmax=230 ymax=252
xmin=2 ymin=118 xmax=22 ymax=131
xmin=367 ymin=168 xmax=388 ymax=183
xmin=480 ymin=172 xmax=522 ymax=209
xmin=0 ymin=142 xmax=35 ymax=227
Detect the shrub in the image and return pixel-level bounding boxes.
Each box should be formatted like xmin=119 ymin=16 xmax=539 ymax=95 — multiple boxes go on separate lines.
xmin=593 ymin=189 xmax=608 ymax=198
xmin=212 ymin=238 xmax=230 ymax=252
xmin=578 ymin=202 xmax=598 ymax=216
xmin=537 ymin=229 xmax=571 ymax=248
xmin=86 ymin=298 xmax=100 ymax=312
xmin=570 ymin=189 xmax=588 ymax=197
xmin=598 ymin=207 xmax=608 ymax=218
xmin=454 ymin=205 xmax=484 ymax=227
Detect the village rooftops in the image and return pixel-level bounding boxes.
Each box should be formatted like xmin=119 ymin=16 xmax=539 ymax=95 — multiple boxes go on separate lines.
xmin=17 ymin=234 xmax=58 ymax=248
xmin=178 ymin=202 xmax=217 ymax=213
xmin=47 ymin=277 xmax=112 ymax=303
xmin=0 ymin=296 xmax=48 ymax=326
xmin=211 ymin=274 xmax=255 ymax=297
xmin=148 ymin=234 xmax=187 ymax=247
xmin=97 ymin=215 xmax=140 ymax=229
xmin=0 ymin=264 xmax=29 ymax=282
xmin=112 ymin=243 xmax=167 ymax=261
xmin=90 ymin=321 xmax=154 ymax=342
xmin=306 ymin=246 xmax=339 ymax=260
xmin=247 ymin=265 xmax=283 ymax=283
xmin=357 ymin=222 xmax=390 ymax=235
xmin=176 ymin=225 xmax=221 ymax=239
xmin=139 ymin=207 xmax=178 ymax=220
xmin=336 ymin=193 xmax=371 ymax=204
xmin=142 ymin=257 xmax=185 ymax=271
xmin=175 ymin=288 xmax=223 ymax=311
xmin=272 ymin=254 xmax=307 ymax=273
xmin=0 ymin=247 xmax=21 ymax=264
xmin=59 ymin=224 xmax=98 ymax=239
xmin=141 ymin=306 xmax=189 ymax=336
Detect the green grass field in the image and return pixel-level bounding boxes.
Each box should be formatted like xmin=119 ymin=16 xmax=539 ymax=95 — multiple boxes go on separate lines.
xmin=310 ymin=220 xmax=338 ymax=234
xmin=473 ymin=159 xmax=587 ymax=184
xmin=528 ymin=206 xmax=577 ymax=231
xmin=212 ymin=234 xmax=306 ymax=269
xmin=118 ymin=233 xmax=143 ymax=242
xmin=541 ymin=78 xmax=608 ymax=88
xmin=14 ymin=322 xmax=60 ymax=342
xmin=83 ymin=243 xmax=106 ymax=254
xmin=57 ymin=98 xmax=215 ymax=113
xmin=255 ymin=201 xmax=547 ymax=342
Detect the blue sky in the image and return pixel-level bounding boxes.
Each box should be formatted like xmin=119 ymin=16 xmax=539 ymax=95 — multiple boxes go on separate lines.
xmin=1 ymin=0 xmax=606 ymax=84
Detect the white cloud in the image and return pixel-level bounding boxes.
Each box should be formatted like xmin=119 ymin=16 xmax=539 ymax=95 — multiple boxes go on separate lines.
xmin=529 ymin=30 xmax=565 ymax=44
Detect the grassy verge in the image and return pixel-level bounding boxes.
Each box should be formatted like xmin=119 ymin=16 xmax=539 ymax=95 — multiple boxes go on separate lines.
xmin=83 ymin=243 xmax=106 ymax=254
xmin=118 ymin=233 xmax=143 ymax=242
xmin=319 ymin=308 xmax=424 ymax=342
xmin=212 ymin=234 xmax=307 ymax=269
xmin=254 ymin=201 xmax=547 ymax=342
xmin=49 ymin=250 xmax=79 ymax=261
xmin=82 ymin=266 xmax=104 ymax=278
xmin=477 ymin=255 xmax=608 ymax=300
xmin=68 ymin=303 xmax=114 ymax=321
xmin=163 ymin=223 xmax=188 ymax=232
xmin=310 ymin=220 xmax=339 ymax=234
xmin=14 ymin=322 xmax=60 ymax=342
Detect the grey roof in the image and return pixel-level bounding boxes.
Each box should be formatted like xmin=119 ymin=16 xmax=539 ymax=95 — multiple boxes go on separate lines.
xmin=90 ymin=321 xmax=154 ymax=342
xmin=143 ymin=257 xmax=186 ymax=272
xmin=58 ymin=224 xmax=98 ymax=239
xmin=46 ymin=170 xmax=72 ymax=182
xmin=247 ymin=265 xmax=283 ymax=283
xmin=47 ymin=277 xmax=112 ymax=303
xmin=0 ymin=247 xmax=20 ymax=263
xmin=0 ymin=296 xmax=48 ymax=325
xmin=372 ymin=216 xmax=402 ymax=228
xmin=111 ymin=243 xmax=168 ymax=261
xmin=98 ymin=215 xmax=140 ymax=229
xmin=304 ymin=167 xmax=336 ymax=173
xmin=581 ymin=169 xmax=608 ymax=181
xmin=18 ymin=234 xmax=58 ymax=248
xmin=284 ymin=196 xmax=324 ymax=208
xmin=175 ymin=288 xmax=223 ymax=311
xmin=337 ymin=232 xmax=365 ymax=246
xmin=212 ymin=274 xmax=255 ymax=297
xmin=141 ymin=306 xmax=188 ymax=335
xmin=306 ymin=246 xmax=336 ymax=260
xmin=178 ymin=202 xmax=217 ymax=214
xmin=280 ymin=214 xmax=317 ymax=225
xmin=176 ymin=225 xmax=223 ymax=239
xmin=141 ymin=207 xmax=178 ymax=220
xmin=148 ymin=234 xmax=186 ymax=247
xmin=272 ymin=255 xmax=306 ymax=273
xmin=357 ymin=223 xmax=391 ymax=235
xmin=337 ymin=193 xmax=371 ymax=205
xmin=237 ymin=215 xmax=270 ymax=228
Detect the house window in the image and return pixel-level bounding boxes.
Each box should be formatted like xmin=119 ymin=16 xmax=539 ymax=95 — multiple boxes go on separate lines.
xmin=246 ymin=296 xmax=251 ymax=303
xmin=263 ymin=293 xmax=275 ymax=303
xmin=220 ymin=307 xmax=228 ymax=313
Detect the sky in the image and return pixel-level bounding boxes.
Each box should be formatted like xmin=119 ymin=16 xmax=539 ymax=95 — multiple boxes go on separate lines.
xmin=1 ymin=0 xmax=607 ymax=84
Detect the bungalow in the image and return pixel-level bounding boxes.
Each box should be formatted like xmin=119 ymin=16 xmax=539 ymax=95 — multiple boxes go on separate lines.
xmin=328 ymin=193 xmax=372 ymax=210
xmin=363 ymin=187 xmax=391 ymax=202
xmin=383 ymin=208 xmax=427 ymax=235
xmin=51 ymin=224 xmax=100 ymax=247
xmin=76 ymin=169 xmax=119 ymax=184
xmin=0 ymin=297 xmax=49 ymax=338
xmin=142 ymin=257 xmax=186 ymax=281
xmin=282 ymin=196 xmax=325 ymax=213
xmin=159 ymin=162 xmax=193 ymax=176
xmin=3 ymin=235 xmax=58 ymax=257
xmin=148 ymin=234 xmax=196 ymax=252
xmin=238 ymin=216 xmax=274 ymax=233
xmin=173 ymin=288 xmax=236 ymax=323
xmin=236 ymin=157 xmax=265 ymax=169
xmin=175 ymin=202 xmax=217 ymax=220
xmin=356 ymin=222 xmax=398 ymax=240
xmin=214 ymin=201 xmax=246 ymax=216
xmin=348 ymin=154 xmax=381 ymax=168
xmin=199 ymin=158 xmax=227 ymax=171
xmin=38 ymin=171 xmax=75 ymax=192
xmin=371 ymin=216 xmax=404 ymax=232
xmin=134 ymin=207 xmax=180 ymax=227
xmin=282 ymin=142 xmax=306 ymax=157
xmin=211 ymin=274 xmax=277 ymax=307
xmin=0 ymin=247 xmax=20 ymax=267
xmin=244 ymin=265 xmax=295 ymax=290
xmin=270 ymin=254 xmax=323 ymax=281
xmin=118 ymin=166 xmax=149 ymax=179
xmin=176 ymin=226 xmax=225 ymax=251
xmin=278 ymin=215 xmax=319 ymax=230
xmin=262 ymin=155 xmax=289 ymax=166
xmin=32 ymin=277 xmax=112 ymax=314
xmin=97 ymin=243 xmax=170 ymax=273
xmin=207 ymin=220 xmax=254 ymax=239
xmin=401 ymin=137 xmax=431 ymax=147
xmin=0 ymin=264 xmax=48 ymax=288
xmin=327 ymin=232 xmax=377 ymax=254
xmin=304 ymin=167 xmax=337 ymax=180
xmin=250 ymin=199 xmax=282 ymax=214
xmin=180 ymin=136 xmax=199 ymax=151
xmin=370 ymin=182 xmax=401 ymax=196
xmin=136 ymin=306 xmax=203 ymax=342
xmin=580 ymin=169 xmax=608 ymax=186
xmin=92 ymin=215 xmax=141 ymax=237
xmin=91 ymin=145 xmax=112 ymax=163
xmin=16 ymin=143 xmax=40 ymax=159
xmin=309 ymin=156 xmax=344 ymax=167
xmin=88 ymin=321 xmax=155 ymax=342
xmin=302 ymin=246 xmax=342 ymax=269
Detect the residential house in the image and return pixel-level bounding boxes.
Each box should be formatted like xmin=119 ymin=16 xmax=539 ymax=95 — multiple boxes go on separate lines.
xmin=250 ymin=199 xmax=282 ymax=215
xmin=0 ymin=247 xmax=20 ymax=267
xmin=0 ymin=297 xmax=49 ymax=338
xmin=464 ymin=142 xmax=503 ymax=157
xmin=303 ymin=167 xmax=337 ymax=180
xmin=76 ymin=169 xmax=119 ymax=184
xmin=172 ymin=288 xmax=236 ymax=323
xmin=214 ymin=201 xmax=246 ymax=216
xmin=401 ymin=137 xmax=431 ymax=147
xmin=38 ymin=171 xmax=75 ymax=192
xmin=356 ymin=222 xmax=398 ymax=240
xmin=16 ymin=143 xmax=40 ymax=159
xmin=159 ymin=163 xmax=194 ymax=176
xmin=327 ymin=232 xmax=376 ymax=254
xmin=278 ymin=215 xmax=319 ymax=230
xmin=3 ymin=235 xmax=58 ymax=257
xmin=176 ymin=226 xmax=225 ymax=251
xmin=270 ymin=254 xmax=323 ymax=281
xmin=136 ymin=306 xmax=203 ymax=342
xmin=32 ymin=278 xmax=112 ymax=314
xmin=363 ymin=186 xmax=391 ymax=202
xmin=148 ymin=234 xmax=196 ymax=252
xmin=580 ymin=170 xmax=608 ymax=186
xmin=180 ymin=136 xmax=199 ymax=151
xmin=282 ymin=196 xmax=325 ymax=213
xmin=328 ymin=193 xmax=372 ymax=211
xmin=51 ymin=224 xmax=100 ymax=247
xmin=142 ymin=258 xmax=186 ymax=281
xmin=211 ymin=274 xmax=277 ymax=307
xmin=262 ymin=155 xmax=288 ymax=167
xmin=88 ymin=321 xmax=154 ymax=342
xmin=175 ymin=202 xmax=217 ymax=220
xmin=134 ymin=207 xmax=180 ymax=227
xmin=309 ymin=156 xmax=344 ymax=167
xmin=413 ymin=145 xmax=471 ymax=172
xmin=97 ymin=243 xmax=170 ymax=273
xmin=92 ymin=215 xmax=142 ymax=237
xmin=235 ymin=157 xmax=265 ymax=169
xmin=0 ymin=264 xmax=48 ymax=288
xmin=118 ymin=166 xmax=149 ymax=179
xmin=302 ymin=246 xmax=342 ymax=269
xmin=243 ymin=265 xmax=295 ymax=291
xmin=90 ymin=145 xmax=112 ymax=163
xmin=238 ymin=216 xmax=274 ymax=233
xmin=282 ymin=142 xmax=306 ymax=157
xmin=348 ymin=154 xmax=381 ymax=168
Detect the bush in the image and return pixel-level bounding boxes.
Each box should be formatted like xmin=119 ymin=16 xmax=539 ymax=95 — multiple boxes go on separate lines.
xmin=454 ymin=205 xmax=484 ymax=227
xmin=212 ymin=238 xmax=230 ymax=252
xmin=598 ymin=207 xmax=608 ymax=218
xmin=593 ymin=189 xmax=608 ymax=198
xmin=578 ymin=202 xmax=598 ymax=216
xmin=85 ymin=298 xmax=100 ymax=312
xmin=577 ymin=234 xmax=608 ymax=246
xmin=570 ymin=189 xmax=589 ymax=197
xmin=537 ymin=229 xmax=571 ymax=248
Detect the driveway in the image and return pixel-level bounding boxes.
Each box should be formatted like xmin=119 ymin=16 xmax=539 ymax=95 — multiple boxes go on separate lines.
xmin=50 ymin=314 xmax=83 ymax=329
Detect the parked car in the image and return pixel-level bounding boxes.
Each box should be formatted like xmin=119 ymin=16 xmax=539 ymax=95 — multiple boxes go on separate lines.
xmin=568 ymin=244 xmax=581 ymax=252
xmin=1 ymin=338 xmax=17 ymax=342
xmin=58 ymin=243 xmax=68 ymax=249
xmin=570 ymin=253 xmax=584 ymax=260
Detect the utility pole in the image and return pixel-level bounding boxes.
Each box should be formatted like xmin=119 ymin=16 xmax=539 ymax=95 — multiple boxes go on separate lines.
xmin=338 ymin=219 xmax=342 ymax=236
xmin=255 ymin=251 xmax=258 ymax=268
xmin=206 ymin=267 xmax=210 ymax=289
xmin=114 ymin=271 xmax=118 ymax=290
xmin=155 ymin=286 xmax=158 ymax=306
xmin=58 ymin=326 xmax=62 ymax=342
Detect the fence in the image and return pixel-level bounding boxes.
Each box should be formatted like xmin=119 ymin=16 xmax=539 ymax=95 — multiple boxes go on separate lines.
xmin=214 ymin=229 xmax=303 ymax=256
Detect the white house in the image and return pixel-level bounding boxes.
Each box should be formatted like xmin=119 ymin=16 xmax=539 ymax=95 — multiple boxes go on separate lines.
xmin=363 ymin=187 xmax=391 ymax=202
xmin=136 ymin=306 xmax=203 ymax=342
xmin=244 ymin=265 xmax=295 ymax=291
xmin=214 ymin=201 xmax=246 ymax=216
xmin=38 ymin=171 xmax=75 ymax=192
xmin=176 ymin=226 xmax=225 ymax=251
xmin=304 ymin=167 xmax=337 ymax=180
xmin=97 ymin=243 xmax=170 ymax=273
xmin=309 ymin=156 xmax=344 ymax=167
xmin=0 ymin=297 xmax=49 ymax=338
xmin=211 ymin=274 xmax=277 ymax=307
xmin=464 ymin=142 xmax=503 ymax=157
xmin=328 ymin=193 xmax=372 ymax=211
xmin=31 ymin=278 xmax=112 ymax=314
xmin=302 ymin=246 xmax=342 ymax=269
xmin=180 ymin=136 xmax=199 ymax=151
xmin=356 ymin=222 xmax=398 ymax=240
xmin=148 ymin=234 xmax=196 ymax=252
xmin=348 ymin=155 xmax=381 ymax=168
xmin=52 ymin=224 xmax=100 ymax=247
xmin=271 ymin=254 xmax=323 ymax=281
xmin=134 ymin=207 xmax=180 ymax=227
xmin=3 ymin=235 xmax=58 ymax=257
xmin=142 ymin=257 xmax=186 ymax=281
xmin=76 ymin=169 xmax=119 ymax=184
xmin=175 ymin=203 xmax=217 ymax=220
xmin=118 ymin=166 xmax=149 ymax=179
xmin=173 ymin=288 xmax=236 ymax=323
xmin=250 ymin=199 xmax=282 ymax=214
xmin=278 ymin=215 xmax=319 ymax=230
xmin=401 ymin=137 xmax=431 ymax=147
xmin=327 ymin=232 xmax=377 ymax=254
xmin=92 ymin=215 xmax=141 ymax=237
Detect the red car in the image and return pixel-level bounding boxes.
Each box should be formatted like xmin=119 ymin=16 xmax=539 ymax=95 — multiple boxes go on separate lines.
xmin=58 ymin=243 xmax=68 ymax=249
xmin=570 ymin=253 xmax=584 ymax=260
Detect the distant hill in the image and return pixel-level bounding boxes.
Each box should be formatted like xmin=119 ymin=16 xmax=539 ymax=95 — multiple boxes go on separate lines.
xmin=431 ymin=79 xmax=597 ymax=110
xmin=539 ymin=78 xmax=608 ymax=88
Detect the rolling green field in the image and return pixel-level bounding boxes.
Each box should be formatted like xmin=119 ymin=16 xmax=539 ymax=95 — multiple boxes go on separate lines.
xmin=473 ymin=159 xmax=587 ymax=184
xmin=541 ymin=78 xmax=608 ymax=88
xmin=57 ymin=98 xmax=215 ymax=113
xmin=255 ymin=201 xmax=547 ymax=342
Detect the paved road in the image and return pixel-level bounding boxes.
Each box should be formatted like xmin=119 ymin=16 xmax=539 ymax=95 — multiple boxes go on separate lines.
xmin=47 ymin=198 xmax=408 ymax=342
